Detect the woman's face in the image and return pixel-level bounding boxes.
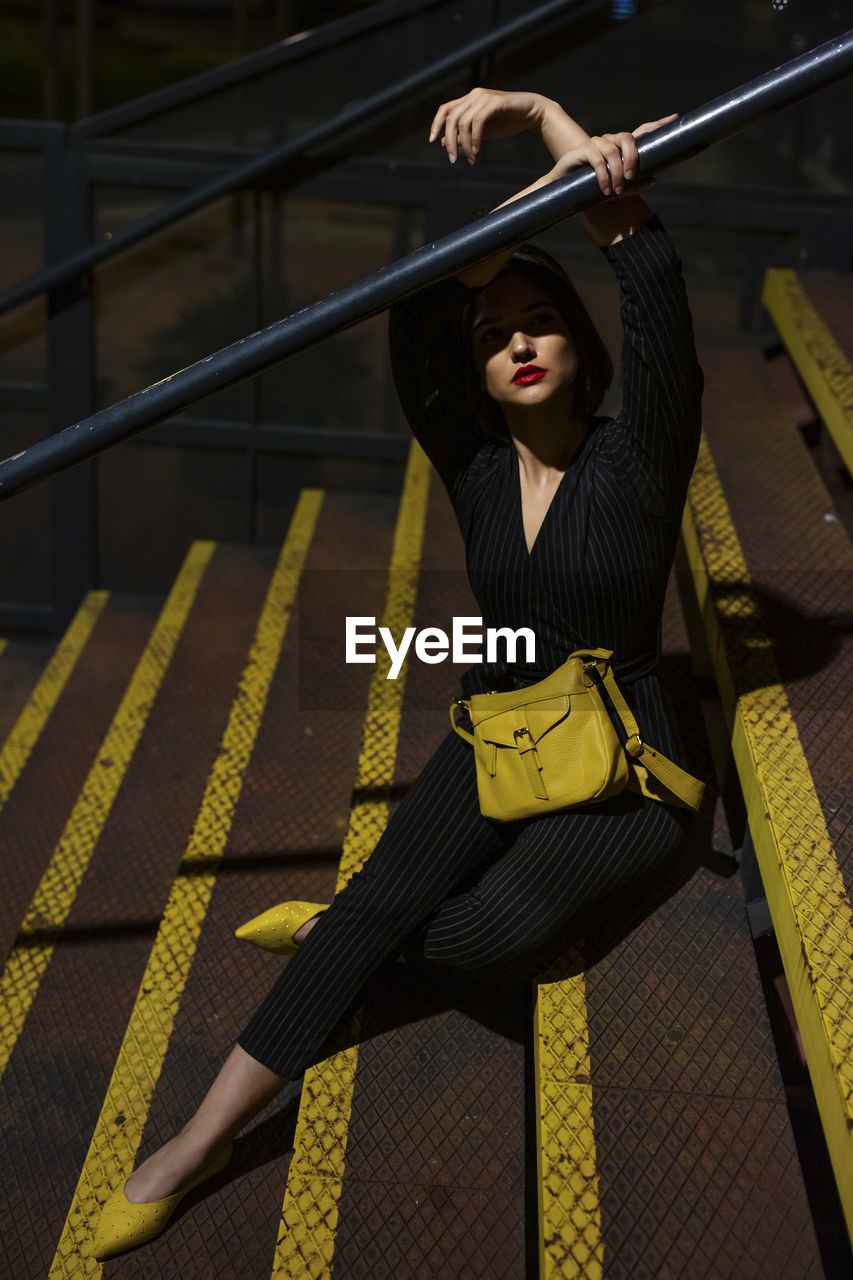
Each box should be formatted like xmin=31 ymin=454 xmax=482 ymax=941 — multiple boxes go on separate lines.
xmin=471 ymin=268 xmax=578 ymax=412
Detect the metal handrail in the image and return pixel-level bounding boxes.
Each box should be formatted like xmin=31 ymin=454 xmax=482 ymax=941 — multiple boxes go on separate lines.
xmin=1 ymin=27 xmax=850 ymax=502
xmin=0 ymin=0 xmax=596 ymax=318
xmin=70 ymin=0 xmax=448 ymax=140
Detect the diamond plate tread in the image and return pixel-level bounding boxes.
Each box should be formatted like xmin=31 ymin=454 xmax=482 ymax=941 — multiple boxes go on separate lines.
xmin=584 ymin=596 xmax=783 ymax=1102
xmin=762 ymin=268 xmax=853 ymax=477
xmin=591 ymin=582 xmax=820 ymax=1274
xmin=274 ymin=445 xmax=433 ymax=1280
xmin=329 ymin=1179 xmax=526 ymax=1280
xmin=48 ymin=496 xmax=324 ymax=1279
xmin=0 ymin=542 xmax=277 ymax=1278
xmin=0 ymin=591 xmax=141 ymax=963
xmin=0 ymin=544 xmax=215 ymax=1104
xmin=591 ymin=1088 xmax=823 ymax=1280
xmin=105 ymin=492 xmax=398 ymax=1280
xmin=536 ymin=573 xmax=822 ymax=1276
xmin=326 ymin=475 xmax=527 ymax=1279
xmin=683 ymin=339 xmax=853 ymax=1237
xmin=696 ymin=344 xmax=853 ymax=896
xmin=0 ymin=629 xmax=62 ymax=753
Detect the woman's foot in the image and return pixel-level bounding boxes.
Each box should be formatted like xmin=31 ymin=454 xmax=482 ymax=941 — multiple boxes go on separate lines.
xmin=124 ymin=1129 xmax=230 ymax=1203
xmin=235 ymin=901 xmax=329 ymax=954
xmin=92 ymin=1140 xmax=233 ymax=1261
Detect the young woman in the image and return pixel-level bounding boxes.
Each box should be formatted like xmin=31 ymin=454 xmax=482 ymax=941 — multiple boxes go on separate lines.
xmin=94 ymin=89 xmax=703 ymax=1260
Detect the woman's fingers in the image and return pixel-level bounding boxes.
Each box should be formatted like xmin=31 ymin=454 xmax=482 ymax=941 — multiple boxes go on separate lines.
xmin=606 ymin=131 xmax=638 ymax=185
xmin=457 ymin=108 xmax=476 ymax=164
xmin=581 ymin=140 xmax=614 ymax=195
xmin=597 ymin=135 xmax=626 ymax=193
xmin=442 ymin=107 xmax=464 ymax=162
xmin=470 ymin=108 xmax=486 ymax=159
xmin=429 ymin=88 xmax=539 ymax=164
xmin=555 ymin=133 xmax=653 ymax=197
xmin=631 ymin=112 xmax=679 ymax=139
xmin=428 ymin=101 xmax=451 ymax=144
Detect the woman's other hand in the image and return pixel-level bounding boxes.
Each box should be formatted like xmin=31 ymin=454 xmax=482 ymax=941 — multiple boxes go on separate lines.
xmin=550 ymin=115 xmax=678 ymax=197
xmin=429 ymin=88 xmax=550 ymax=164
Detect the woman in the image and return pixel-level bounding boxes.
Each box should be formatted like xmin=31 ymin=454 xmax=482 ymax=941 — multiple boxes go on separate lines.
xmin=94 ymin=88 xmax=703 ymax=1260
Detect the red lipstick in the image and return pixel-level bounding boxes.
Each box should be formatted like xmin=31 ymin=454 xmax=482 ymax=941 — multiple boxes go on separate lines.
xmin=512 ymin=365 xmax=546 ymax=385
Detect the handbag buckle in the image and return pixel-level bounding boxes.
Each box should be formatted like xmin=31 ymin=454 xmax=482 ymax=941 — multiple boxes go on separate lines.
xmin=513 ymin=726 xmax=530 ymax=742
xmin=626 ymin=733 xmax=644 ymax=759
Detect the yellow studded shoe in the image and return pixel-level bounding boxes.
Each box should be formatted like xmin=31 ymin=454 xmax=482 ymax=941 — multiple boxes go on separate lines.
xmin=92 ymin=1141 xmax=232 ymax=1261
xmin=235 ymin=900 xmax=329 ymax=954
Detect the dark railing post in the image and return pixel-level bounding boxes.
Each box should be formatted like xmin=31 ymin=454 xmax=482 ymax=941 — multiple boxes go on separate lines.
xmin=44 ymin=134 xmax=97 ymax=626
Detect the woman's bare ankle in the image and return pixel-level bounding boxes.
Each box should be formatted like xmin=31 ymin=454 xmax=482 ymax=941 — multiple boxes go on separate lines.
xmin=124 ymin=1129 xmax=227 ymax=1204
xmin=292 ymin=913 xmax=321 ymax=946
xmin=122 ymin=1045 xmax=287 ymax=1204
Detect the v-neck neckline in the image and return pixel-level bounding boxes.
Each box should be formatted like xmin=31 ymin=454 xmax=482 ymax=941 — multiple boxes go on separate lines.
xmin=515 ymin=420 xmax=596 ymax=558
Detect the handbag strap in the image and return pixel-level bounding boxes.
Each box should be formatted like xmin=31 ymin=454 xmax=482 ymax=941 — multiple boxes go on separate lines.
xmin=593 ymin=665 xmax=705 ymax=812
xmin=450 ymin=700 xmax=475 ymax=745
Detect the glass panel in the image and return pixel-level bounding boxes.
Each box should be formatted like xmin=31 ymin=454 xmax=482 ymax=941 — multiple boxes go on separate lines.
xmin=0 ymin=410 xmax=51 ymax=604
xmin=0 ymin=149 xmax=46 ymax=386
xmin=109 ymin=0 xmax=481 ymax=151
xmin=257 ymin=196 xmax=425 ymax=434
xmin=255 ymin=451 xmax=404 ymax=545
xmin=94 ymin=186 xmax=257 ymax=422
xmin=487 ymin=0 xmax=851 ymax=194
xmin=95 ymin=185 xmax=423 ymax=431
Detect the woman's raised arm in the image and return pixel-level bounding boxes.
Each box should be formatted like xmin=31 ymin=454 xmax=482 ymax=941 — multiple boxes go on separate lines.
xmin=428 ymin=90 xmax=674 ymax=284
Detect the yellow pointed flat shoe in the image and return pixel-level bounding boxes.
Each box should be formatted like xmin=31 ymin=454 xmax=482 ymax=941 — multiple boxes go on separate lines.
xmin=91 ymin=1140 xmax=232 ymax=1261
xmin=235 ymin=901 xmax=329 ymax=954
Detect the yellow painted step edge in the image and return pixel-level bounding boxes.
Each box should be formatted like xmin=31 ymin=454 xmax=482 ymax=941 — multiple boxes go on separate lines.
xmin=762 ymin=267 xmax=853 ymax=480
xmin=0 ymin=546 xmax=212 ymax=1083
xmin=0 ymin=591 xmax=107 ymax=810
xmin=272 ymin=443 xmax=431 ymax=1280
xmin=681 ymin=433 xmax=853 ymax=1243
xmin=48 ymin=492 xmax=323 ymax=1279
xmin=535 ymin=973 xmax=603 ymax=1279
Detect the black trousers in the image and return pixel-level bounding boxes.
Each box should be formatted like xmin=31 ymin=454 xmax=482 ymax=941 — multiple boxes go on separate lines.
xmin=238 ymin=728 xmax=691 ymax=1078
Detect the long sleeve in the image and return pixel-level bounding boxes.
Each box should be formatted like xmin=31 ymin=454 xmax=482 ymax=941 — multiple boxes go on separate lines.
xmin=600 ymin=213 xmax=704 ymax=516
xmin=389 ymin=276 xmax=486 ymax=499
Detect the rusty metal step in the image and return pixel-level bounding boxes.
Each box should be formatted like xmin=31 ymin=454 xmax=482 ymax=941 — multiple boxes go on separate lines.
xmin=0 ymin=629 xmax=60 ymax=747
xmin=0 ymin=435 xmax=839 ymax=1277
xmin=1 ymin=539 xmax=274 ymax=1276
xmin=0 ymin=590 xmax=144 ymax=967
xmin=682 ymin=334 xmax=853 ymax=1251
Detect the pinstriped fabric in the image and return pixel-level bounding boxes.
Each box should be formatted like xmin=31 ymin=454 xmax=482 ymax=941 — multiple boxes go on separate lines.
xmin=239 ymin=730 xmax=510 ymax=1074
xmin=239 ymin=214 xmax=703 ymax=1077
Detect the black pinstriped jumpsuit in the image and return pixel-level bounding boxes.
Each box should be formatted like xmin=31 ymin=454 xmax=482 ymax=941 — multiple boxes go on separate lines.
xmin=239 ymin=214 xmax=704 ymax=1078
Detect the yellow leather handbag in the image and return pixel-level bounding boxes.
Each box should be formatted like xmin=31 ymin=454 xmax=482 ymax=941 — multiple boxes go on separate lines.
xmin=449 ymin=648 xmax=704 ymax=822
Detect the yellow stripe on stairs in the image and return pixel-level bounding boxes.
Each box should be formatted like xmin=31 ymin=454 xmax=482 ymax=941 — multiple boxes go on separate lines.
xmin=48 ymin=492 xmax=322 ymax=1279
xmin=0 ymin=547 xmax=212 ymax=1082
xmin=534 ymin=974 xmax=602 ymax=1279
xmin=681 ymin=433 xmax=853 ymax=1240
xmin=271 ymin=442 xmax=431 ymax=1280
xmin=762 ymin=268 xmax=853 ymax=480
xmin=0 ymin=591 xmax=107 ymax=810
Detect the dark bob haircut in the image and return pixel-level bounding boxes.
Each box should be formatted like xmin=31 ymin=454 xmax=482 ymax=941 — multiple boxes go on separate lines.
xmin=457 ymin=242 xmax=613 ymax=440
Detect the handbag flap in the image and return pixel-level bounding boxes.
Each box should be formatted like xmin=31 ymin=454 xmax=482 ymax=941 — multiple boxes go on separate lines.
xmin=474 ymin=694 xmax=572 ymax=747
